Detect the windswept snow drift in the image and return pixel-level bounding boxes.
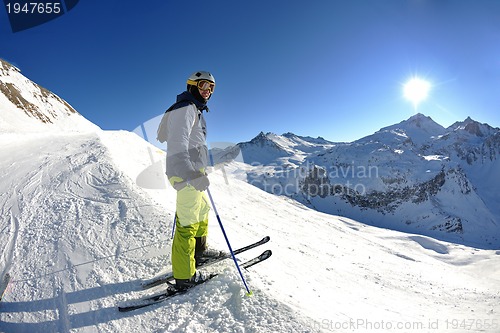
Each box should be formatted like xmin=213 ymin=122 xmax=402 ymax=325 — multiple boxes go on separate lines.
xmin=0 ymin=130 xmax=499 ymax=333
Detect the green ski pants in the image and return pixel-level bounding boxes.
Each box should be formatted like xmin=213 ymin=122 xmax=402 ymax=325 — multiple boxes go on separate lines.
xmin=170 ymin=177 xmax=210 ymax=279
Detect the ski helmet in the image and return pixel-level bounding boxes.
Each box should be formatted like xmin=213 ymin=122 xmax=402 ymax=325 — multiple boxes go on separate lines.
xmin=187 ymin=71 xmax=215 ymax=85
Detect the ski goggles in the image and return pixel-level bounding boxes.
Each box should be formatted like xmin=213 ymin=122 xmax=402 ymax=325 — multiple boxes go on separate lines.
xmin=187 ymin=79 xmax=215 ymax=93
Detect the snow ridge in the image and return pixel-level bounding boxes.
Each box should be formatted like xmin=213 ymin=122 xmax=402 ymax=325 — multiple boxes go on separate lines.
xmin=0 ymin=58 xmax=98 ymax=133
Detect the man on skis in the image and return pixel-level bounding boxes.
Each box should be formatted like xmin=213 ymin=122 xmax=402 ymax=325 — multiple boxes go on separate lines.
xmin=159 ymin=71 xmax=220 ymax=290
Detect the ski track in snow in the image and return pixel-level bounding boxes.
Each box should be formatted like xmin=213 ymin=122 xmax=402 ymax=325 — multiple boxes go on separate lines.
xmin=1 ymin=192 xmax=19 ymax=278
xmin=0 ymin=131 xmax=499 ymax=333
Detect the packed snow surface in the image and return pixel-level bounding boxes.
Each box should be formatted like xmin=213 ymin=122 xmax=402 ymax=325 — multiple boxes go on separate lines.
xmin=1 ymin=130 xmax=499 ymax=333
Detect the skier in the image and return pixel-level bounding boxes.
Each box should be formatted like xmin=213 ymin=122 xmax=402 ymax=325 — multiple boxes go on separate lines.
xmin=159 ymin=71 xmax=220 ymax=290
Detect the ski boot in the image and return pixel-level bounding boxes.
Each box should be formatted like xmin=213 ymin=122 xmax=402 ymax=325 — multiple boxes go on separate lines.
xmin=175 ymin=270 xmax=211 ymax=291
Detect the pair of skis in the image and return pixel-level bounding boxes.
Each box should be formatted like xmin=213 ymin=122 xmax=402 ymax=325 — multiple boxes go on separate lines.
xmin=140 ymin=236 xmax=270 ymax=290
xmin=118 ymin=236 xmax=271 ymax=312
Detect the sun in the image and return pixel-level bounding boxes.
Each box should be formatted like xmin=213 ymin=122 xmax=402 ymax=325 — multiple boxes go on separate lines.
xmin=403 ymin=77 xmax=431 ymax=109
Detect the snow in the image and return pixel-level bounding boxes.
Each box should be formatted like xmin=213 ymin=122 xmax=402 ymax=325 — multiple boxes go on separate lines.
xmin=421 ymin=155 xmax=447 ymax=161
xmin=0 ymin=59 xmax=98 ymax=134
xmin=379 ymin=113 xmax=447 ymax=146
xmin=1 ymin=130 xmax=499 ymax=333
xmin=224 ymin=120 xmax=500 ymax=249
xmin=1 ymin=61 xmax=499 ymax=332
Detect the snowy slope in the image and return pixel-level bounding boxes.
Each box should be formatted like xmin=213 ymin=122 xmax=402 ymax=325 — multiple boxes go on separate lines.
xmin=0 ymin=59 xmax=98 ymax=133
xmin=0 ymin=130 xmax=499 ymax=333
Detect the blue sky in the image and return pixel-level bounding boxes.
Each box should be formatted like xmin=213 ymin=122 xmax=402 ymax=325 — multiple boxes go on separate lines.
xmin=2 ymin=0 xmax=500 ymax=144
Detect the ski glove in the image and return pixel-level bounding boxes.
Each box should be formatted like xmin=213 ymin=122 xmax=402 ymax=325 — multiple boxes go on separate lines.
xmin=189 ymin=173 xmax=210 ymax=192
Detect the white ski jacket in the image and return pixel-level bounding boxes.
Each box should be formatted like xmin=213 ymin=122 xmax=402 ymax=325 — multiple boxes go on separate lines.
xmin=163 ymin=92 xmax=208 ymax=181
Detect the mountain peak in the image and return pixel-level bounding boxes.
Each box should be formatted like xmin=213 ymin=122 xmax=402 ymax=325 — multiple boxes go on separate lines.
xmin=382 ymin=113 xmax=445 ymax=132
xmin=250 ymin=131 xmax=274 ymax=143
xmin=375 ymin=113 xmax=446 ymax=145
xmin=282 ymin=132 xmax=332 ymax=144
xmin=0 ymin=58 xmax=20 ymax=74
xmin=406 ymin=113 xmax=443 ymax=129
xmin=448 ymin=116 xmax=497 ymax=137
xmin=0 ymin=58 xmax=98 ymax=133
xmin=282 ymin=132 xmax=297 ymax=139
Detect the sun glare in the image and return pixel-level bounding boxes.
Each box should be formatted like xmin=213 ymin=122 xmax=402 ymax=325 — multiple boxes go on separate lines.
xmin=403 ymin=77 xmax=431 ymax=109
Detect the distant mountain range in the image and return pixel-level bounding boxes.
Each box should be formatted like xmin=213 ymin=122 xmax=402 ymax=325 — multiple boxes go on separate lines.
xmin=1 ymin=58 xmax=498 ymax=249
xmin=213 ymin=115 xmax=500 ymax=249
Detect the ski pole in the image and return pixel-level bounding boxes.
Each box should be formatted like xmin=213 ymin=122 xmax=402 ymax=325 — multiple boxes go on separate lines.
xmin=171 ymin=214 xmax=176 ymax=239
xmin=206 ymin=187 xmax=253 ymax=296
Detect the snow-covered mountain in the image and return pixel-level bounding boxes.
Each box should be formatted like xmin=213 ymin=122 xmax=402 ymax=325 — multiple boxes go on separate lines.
xmin=0 ymin=58 xmax=98 ymax=133
xmin=213 ymin=114 xmax=500 ymax=249
xmin=1 ymin=59 xmax=499 ymax=332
